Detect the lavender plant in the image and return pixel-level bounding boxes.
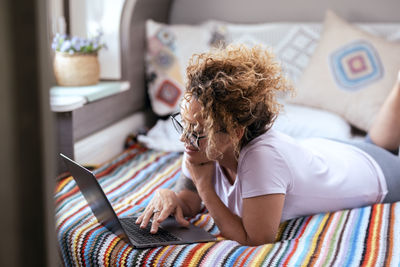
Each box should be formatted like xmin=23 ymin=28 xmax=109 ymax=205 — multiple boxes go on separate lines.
xmin=52 ymin=31 xmax=107 ymax=55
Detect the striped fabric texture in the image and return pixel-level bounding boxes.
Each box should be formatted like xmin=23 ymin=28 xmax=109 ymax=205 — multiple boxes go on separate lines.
xmin=55 ymin=144 xmax=400 ymax=266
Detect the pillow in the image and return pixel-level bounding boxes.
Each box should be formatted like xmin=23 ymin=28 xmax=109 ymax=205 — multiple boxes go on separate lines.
xmin=145 ymin=20 xmax=225 ymax=116
xmin=137 ymin=119 xmax=184 ymax=152
xmin=221 ymin=22 xmax=322 ymax=85
xmin=289 ymin=10 xmax=400 ymax=131
xmin=216 ymin=20 xmax=400 ymax=88
xmin=273 ymin=102 xmax=352 ymax=140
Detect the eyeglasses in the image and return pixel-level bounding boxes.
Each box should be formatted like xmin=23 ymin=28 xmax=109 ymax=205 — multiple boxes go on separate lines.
xmin=170 ymin=112 xmax=206 ymax=150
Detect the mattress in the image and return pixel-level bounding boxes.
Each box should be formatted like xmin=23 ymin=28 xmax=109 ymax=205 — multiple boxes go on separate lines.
xmin=55 ymin=143 xmax=400 ymax=266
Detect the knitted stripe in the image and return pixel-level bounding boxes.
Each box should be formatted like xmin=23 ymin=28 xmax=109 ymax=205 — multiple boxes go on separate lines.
xmin=55 ymin=144 xmax=400 ymax=266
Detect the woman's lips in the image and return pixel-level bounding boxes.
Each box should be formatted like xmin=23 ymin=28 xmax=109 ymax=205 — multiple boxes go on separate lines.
xmin=185 ymin=145 xmax=198 ymax=154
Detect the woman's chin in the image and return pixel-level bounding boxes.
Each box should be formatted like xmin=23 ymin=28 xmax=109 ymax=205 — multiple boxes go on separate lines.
xmin=185 ymin=149 xmax=199 ymax=160
xmin=185 ymin=148 xmax=207 ymax=163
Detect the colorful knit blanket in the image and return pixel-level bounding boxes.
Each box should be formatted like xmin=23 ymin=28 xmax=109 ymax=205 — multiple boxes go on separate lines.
xmin=55 ymin=144 xmax=400 ymax=266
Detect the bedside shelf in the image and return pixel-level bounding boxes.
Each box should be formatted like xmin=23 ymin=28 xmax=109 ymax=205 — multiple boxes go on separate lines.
xmin=52 ymin=81 xmax=138 ymax=174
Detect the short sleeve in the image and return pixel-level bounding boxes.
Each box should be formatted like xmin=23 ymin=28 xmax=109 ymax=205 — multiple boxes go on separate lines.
xmin=238 ymin=146 xmax=291 ymax=198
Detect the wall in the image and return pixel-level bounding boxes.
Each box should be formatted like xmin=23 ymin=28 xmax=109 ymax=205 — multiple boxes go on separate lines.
xmin=70 ymin=0 xmax=129 ymax=79
xmin=170 ymin=0 xmax=400 ymax=24
xmin=49 ymin=0 xmax=66 ymax=35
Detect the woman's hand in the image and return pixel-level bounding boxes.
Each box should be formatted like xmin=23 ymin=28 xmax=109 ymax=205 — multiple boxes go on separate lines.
xmin=184 ymin=158 xmax=215 ymax=190
xmin=135 ymin=188 xmax=189 ymax=234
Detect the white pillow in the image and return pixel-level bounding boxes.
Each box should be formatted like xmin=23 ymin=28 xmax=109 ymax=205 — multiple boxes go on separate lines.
xmin=138 ymin=119 xmax=184 ymax=152
xmin=273 ymin=103 xmax=352 ymax=140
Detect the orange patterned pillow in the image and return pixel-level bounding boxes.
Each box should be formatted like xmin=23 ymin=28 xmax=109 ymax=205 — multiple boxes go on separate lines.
xmin=145 ymin=20 xmax=224 ymax=116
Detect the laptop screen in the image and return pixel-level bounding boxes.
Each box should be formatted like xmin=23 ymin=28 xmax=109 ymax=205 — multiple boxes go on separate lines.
xmin=60 ymin=154 xmax=129 ymax=242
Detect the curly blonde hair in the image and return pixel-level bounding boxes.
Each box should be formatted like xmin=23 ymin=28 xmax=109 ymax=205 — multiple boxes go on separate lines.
xmin=184 ymin=44 xmax=293 ymax=159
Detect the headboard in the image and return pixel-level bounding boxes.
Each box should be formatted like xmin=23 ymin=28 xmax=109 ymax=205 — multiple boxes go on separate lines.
xmin=120 ymin=0 xmax=400 ymax=124
xmin=170 ymin=0 xmax=400 ymax=24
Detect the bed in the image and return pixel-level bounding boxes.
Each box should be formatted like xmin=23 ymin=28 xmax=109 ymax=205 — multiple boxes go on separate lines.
xmin=56 ymin=0 xmax=400 ymax=265
xmin=56 ymin=142 xmax=400 ymax=266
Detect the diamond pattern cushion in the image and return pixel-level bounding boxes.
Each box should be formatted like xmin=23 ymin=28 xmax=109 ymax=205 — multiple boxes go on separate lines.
xmin=288 ymin=10 xmax=400 ymax=131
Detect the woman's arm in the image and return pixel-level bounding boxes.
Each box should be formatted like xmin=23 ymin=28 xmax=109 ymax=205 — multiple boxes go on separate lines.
xmin=188 ymin=161 xmax=285 ymax=245
xmin=199 ymin=185 xmax=284 ymax=245
xmin=241 ymin=194 xmax=285 ymax=244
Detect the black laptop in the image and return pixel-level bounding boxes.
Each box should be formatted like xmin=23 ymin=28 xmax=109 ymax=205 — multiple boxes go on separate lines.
xmin=60 ymin=153 xmax=216 ymax=249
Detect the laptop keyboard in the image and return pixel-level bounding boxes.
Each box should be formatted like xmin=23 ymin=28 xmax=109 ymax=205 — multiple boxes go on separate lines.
xmin=120 ymin=217 xmax=181 ymax=244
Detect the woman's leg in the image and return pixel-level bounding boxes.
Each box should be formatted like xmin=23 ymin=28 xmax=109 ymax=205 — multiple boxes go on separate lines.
xmin=368 ymin=71 xmax=400 ymax=152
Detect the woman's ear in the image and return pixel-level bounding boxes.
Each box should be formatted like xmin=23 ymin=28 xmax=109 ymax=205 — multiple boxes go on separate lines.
xmin=235 ymin=127 xmax=245 ymax=140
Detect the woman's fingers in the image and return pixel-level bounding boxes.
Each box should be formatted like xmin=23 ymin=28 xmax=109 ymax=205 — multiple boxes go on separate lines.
xmin=137 ymin=198 xmax=158 ymax=227
xmin=135 ymin=214 xmax=143 ymax=224
xmin=135 ymin=209 xmax=147 ymax=225
xmin=152 ymin=200 xmax=176 ymax=233
xmin=174 ymin=206 xmax=190 ymax=227
xmin=134 ymin=189 xmax=188 ymax=233
xmin=156 ymin=206 xmax=172 ymax=223
xmin=136 ymin=190 xmax=161 ymax=227
xmin=157 ymin=203 xmax=189 ymax=228
xmin=150 ymin=210 xmax=161 ymax=233
xmin=140 ymin=205 xmax=159 ymax=229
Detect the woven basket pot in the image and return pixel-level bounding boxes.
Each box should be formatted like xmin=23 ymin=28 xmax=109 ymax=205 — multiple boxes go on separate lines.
xmin=53 ymin=52 xmax=100 ymax=86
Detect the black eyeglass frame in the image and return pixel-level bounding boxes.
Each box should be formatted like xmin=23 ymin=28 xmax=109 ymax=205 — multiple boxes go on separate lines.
xmin=170 ymin=112 xmax=207 ymax=150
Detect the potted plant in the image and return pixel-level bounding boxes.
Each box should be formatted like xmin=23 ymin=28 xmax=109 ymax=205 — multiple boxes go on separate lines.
xmin=52 ymin=32 xmax=107 ymax=86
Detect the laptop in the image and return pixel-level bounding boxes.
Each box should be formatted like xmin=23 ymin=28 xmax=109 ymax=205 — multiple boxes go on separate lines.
xmin=60 ymin=153 xmax=217 ymax=248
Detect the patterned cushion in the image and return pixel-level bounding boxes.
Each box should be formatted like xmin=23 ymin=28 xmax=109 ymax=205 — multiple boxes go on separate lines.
xmin=274 ymin=26 xmax=320 ymax=85
xmin=145 ymin=20 xmax=224 ymax=116
xmin=220 ymin=21 xmax=400 ymax=88
xmin=288 ymin=11 xmax=400 ymax=131
xmin=329 ymin=40 xmax=383 ymax=90
xmin=222 ymin=22 xmax=321 ymax=85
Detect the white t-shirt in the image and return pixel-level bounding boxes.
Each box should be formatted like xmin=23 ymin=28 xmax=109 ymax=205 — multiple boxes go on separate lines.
xmin=182 ymin=129 xmax=387 ymax=222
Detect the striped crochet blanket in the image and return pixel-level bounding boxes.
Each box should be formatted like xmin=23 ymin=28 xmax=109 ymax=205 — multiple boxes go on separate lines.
xmin=55 ymin=143 xmax=400 ymax=266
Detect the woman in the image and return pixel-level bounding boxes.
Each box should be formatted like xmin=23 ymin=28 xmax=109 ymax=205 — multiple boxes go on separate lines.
xmin=136 ymin=45 xmax=400 ymax=246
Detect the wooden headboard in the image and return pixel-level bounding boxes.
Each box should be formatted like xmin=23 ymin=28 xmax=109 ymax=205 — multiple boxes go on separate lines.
xmin=119 ymin=0 xmax=400 ymax=124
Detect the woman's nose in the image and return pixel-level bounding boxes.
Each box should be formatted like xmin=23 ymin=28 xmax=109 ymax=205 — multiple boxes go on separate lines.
xmin=179 ymin=132 xmax=187 ymax=143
